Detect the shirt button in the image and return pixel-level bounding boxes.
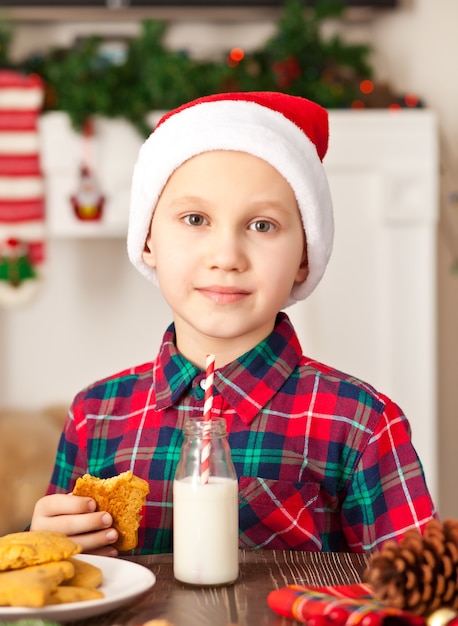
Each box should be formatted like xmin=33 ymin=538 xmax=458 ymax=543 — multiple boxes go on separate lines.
xmin=199 ymin=379 xmax=207 ymax=390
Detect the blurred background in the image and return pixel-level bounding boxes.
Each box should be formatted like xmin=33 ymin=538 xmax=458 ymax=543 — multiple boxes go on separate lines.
xmin=0 ymin=0 xmax=456 ymax=533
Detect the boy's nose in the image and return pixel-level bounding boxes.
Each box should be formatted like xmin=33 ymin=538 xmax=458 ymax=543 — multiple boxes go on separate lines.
xmin=207 ymin=229 xmax=248 ymax=272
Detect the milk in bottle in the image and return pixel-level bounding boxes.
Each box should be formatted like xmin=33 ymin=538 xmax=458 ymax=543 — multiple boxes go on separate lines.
xmin=173 ymin=418 xmax=239 ymax=586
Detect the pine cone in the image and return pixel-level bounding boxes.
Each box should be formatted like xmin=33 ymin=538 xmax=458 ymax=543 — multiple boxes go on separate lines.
xmin=364 ymin=519 xmax=458 ymax=616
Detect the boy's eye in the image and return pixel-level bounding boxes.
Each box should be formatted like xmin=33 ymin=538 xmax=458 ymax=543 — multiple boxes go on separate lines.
xmin=249 ymin=220 xmax=275 ymax=233
xmin=183 ymin=214 xmax=207 ymax=226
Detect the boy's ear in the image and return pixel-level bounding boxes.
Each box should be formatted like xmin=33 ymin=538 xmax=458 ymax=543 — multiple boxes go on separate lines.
xmin=142 ymin=232 xmax=156 ymax=269
xmin=295 ymin=247 xmax=309 ymax=284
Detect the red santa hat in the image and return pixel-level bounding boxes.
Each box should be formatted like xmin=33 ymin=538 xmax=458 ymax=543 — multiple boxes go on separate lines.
xmin=128 ymin=91 xmax=334 ymax=306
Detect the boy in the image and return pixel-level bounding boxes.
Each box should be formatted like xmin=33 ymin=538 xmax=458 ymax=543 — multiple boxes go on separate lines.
xmin=31 ymin=92 xmax=436 ymax=556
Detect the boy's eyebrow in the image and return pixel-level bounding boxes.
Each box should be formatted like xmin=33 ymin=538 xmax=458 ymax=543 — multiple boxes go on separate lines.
xmin=164 ymin=195 xmax=209 ymax=209
xmin=249 ymin=199 xmax=297 ymax=213
xmin=165 ymin=196 xmax=296 ymax=214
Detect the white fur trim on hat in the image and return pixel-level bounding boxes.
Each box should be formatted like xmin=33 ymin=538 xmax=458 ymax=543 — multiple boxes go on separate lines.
xmin=128 ymin=96 xmax=333 ymax=307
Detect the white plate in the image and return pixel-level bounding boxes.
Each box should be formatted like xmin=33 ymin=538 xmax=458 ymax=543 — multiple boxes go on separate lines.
xmin=0 ymin=553 xmax=156 ymax=621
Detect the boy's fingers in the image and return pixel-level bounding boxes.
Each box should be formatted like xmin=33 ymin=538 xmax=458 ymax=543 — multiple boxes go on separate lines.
xmin=71 ymin=528 xmax=119 ymax=554
xmin=30 ymin=493 xmax=119 ymax=554
xmin=38 ymin=511 xmax=112 ymax=536
xmin=34 ymin=493 xmax=96 ymax=517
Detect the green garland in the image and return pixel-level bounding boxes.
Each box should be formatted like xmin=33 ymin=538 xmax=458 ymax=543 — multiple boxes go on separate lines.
xmin=2 ymin=0 xmax=373 ymax=136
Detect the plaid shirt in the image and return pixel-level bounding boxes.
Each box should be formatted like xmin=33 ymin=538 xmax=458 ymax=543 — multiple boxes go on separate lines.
xmin=48 ymin=313 xmax=436 ymax=554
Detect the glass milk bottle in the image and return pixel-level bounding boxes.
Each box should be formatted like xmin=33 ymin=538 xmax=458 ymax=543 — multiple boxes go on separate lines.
xmin=173 ymin=417 xmax=239 ymax=586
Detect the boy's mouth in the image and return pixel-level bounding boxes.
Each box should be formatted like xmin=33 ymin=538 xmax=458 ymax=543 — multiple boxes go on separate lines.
xmin=197 ymin=286 xmax=250 ymax=304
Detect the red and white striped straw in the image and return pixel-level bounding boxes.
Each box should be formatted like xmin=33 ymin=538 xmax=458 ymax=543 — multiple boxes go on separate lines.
xmin=200 ymin=353 xmax=215 ymax=485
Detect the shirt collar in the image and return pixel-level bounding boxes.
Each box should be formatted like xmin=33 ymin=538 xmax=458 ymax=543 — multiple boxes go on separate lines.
xmin=153 ymin=312 xmax=303 ymax=424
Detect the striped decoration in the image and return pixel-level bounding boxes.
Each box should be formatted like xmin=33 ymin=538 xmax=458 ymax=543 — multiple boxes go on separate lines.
xmin=200 ymin=353 xmax=215 ymax=485
xmin=0 ymin=70 xmax=45 ymax=306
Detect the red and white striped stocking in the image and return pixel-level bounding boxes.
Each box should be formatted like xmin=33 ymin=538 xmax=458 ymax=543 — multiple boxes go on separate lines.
xmin=0 ymin=70 xmax=45 ymax=307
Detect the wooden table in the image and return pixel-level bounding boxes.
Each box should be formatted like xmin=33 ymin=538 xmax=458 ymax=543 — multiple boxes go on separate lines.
xmin=74 ymin=550 xmax=368 ymax=626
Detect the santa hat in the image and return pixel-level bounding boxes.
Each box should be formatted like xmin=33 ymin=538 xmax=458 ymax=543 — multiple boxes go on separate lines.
xmin=128 ymin=91 xmax=334 ymax=306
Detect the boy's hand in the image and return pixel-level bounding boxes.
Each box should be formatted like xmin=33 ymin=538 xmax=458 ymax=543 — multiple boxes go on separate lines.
xmin=30 ymin=494 xmax=119 ymax=557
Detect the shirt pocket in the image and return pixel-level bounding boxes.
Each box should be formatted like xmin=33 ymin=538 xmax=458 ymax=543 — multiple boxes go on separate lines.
xmin=238 ymin=476 xmax=322 ymax=551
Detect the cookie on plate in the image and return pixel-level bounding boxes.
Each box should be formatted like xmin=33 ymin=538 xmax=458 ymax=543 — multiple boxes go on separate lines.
xmin=48 ymin=584 xmax=104 ymax=604
xmin=0 ymin=559 xmax=75 ymax=607
xmin=63 ymin=557 xmax=104 ymax=589
xmin=0 ymin=530 xmax=81 ymax=572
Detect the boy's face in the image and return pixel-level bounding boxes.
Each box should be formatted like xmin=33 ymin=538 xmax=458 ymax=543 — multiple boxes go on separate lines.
xmin=142 ymin=150 xmax=308 ymax=368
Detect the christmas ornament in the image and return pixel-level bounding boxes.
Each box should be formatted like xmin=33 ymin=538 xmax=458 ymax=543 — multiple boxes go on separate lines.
xmin=70 ymin=165 xmax=104 ymax=221
xmin=0 ymin=70 xmax=45 ymax=308
xmin=0 ymin=238 xmax=37 ymax=286
xmin=364 ymin=519 xmax=458 ymax=617
xmin=70 ymin=119 xmax=105 ymax=221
